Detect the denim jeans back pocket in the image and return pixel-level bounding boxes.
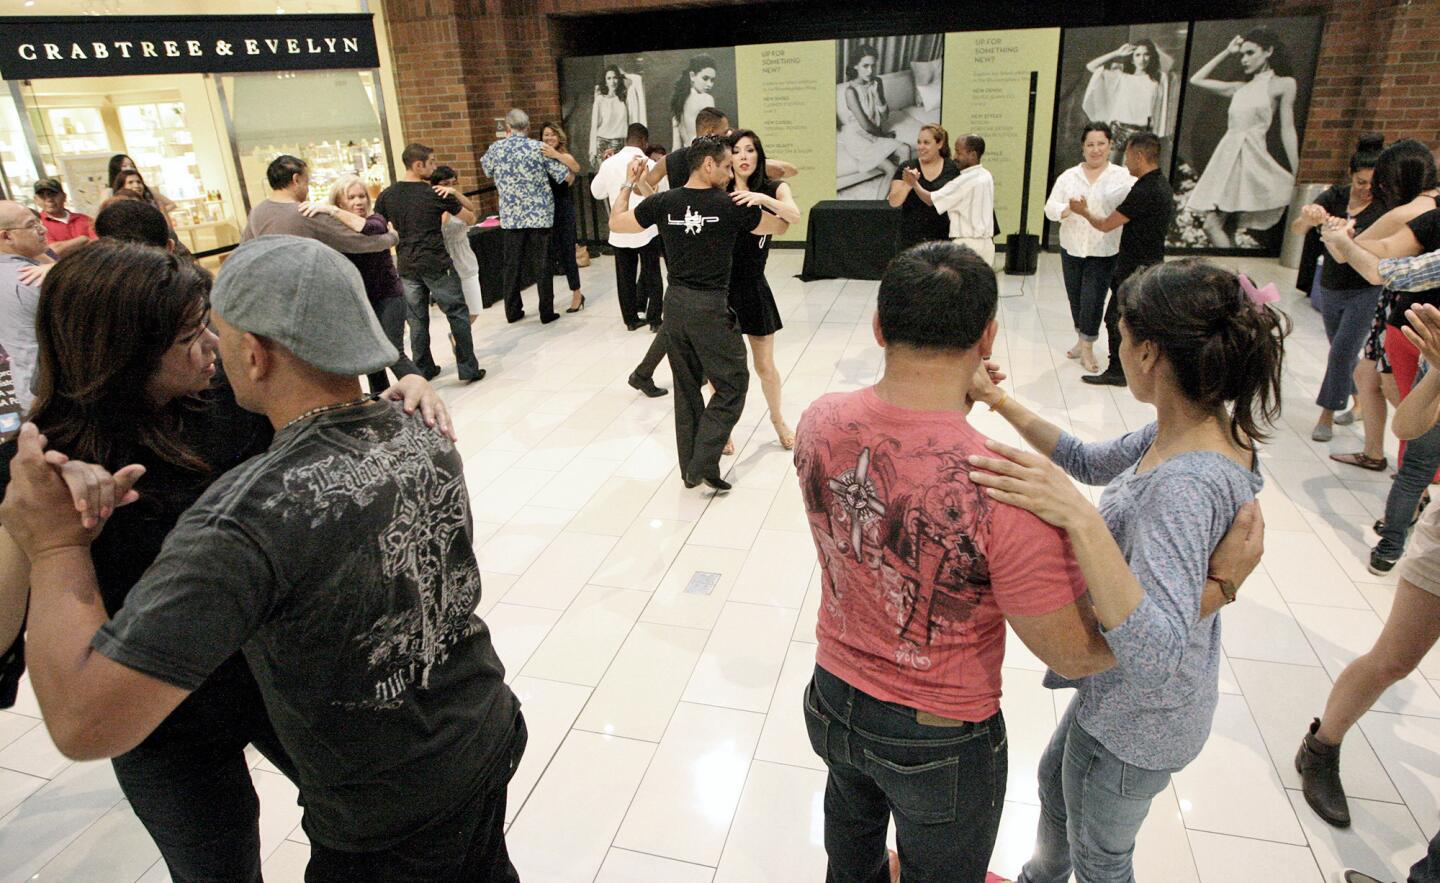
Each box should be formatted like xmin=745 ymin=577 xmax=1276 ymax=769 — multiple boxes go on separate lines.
xmin=802 ymin=678 xmax=831 ymax=764
xmin=1118 ymin=761 xmax=1172 ymax=801
xmin=861 ymin=749 xmax=960 ymax=825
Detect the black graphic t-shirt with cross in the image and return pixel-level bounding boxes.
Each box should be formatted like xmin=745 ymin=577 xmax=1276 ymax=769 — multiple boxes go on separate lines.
xmin=633 ymin=186 xmax=762 ymax=291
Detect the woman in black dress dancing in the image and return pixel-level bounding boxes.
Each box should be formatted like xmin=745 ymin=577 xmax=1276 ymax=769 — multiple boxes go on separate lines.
xmin=541 ymin=121 xmax=586 ymax=313
xmin=728 ymin=129 xmax=801 ymax=449
xmin=887 ymin=123 xmax=960 ymax=252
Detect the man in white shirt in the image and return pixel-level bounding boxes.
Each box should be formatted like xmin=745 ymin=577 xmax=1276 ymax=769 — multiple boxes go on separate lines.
xmin=592 ymin=123 xmax=663 ymax=331
xmin=931 ymin=134 xmax=996 ymax=266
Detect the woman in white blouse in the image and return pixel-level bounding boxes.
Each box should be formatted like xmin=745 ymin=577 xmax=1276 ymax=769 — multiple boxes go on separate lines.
xmin=1045 ymin=122 xmax=1135 ymax=373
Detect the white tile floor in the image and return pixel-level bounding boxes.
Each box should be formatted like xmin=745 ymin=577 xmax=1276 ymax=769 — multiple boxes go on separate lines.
xmin=3 ymin=249 xmax=1439 ymax=883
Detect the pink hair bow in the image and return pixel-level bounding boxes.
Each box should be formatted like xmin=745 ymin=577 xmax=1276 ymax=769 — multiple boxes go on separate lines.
xmin=1238 ymin=274 xmax=1280 ymax=308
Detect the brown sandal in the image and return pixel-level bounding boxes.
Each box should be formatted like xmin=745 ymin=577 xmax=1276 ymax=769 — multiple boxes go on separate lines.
xmin=1330 ymin=452 xmax=1388 ymax=472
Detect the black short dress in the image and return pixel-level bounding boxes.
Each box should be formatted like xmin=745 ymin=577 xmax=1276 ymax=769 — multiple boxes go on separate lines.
xmin=728 ymin=180 xmax=785 ymax=337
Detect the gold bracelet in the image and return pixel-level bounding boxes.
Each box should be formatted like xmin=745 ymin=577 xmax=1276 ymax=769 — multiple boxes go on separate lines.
xmin=987 ymin=390 xmax=1009 ymax=411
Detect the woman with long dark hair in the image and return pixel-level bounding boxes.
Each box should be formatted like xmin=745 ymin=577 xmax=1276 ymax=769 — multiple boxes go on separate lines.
xmin=105 ymin=153 xmax=176 ymax=222
xmin=1291 ymin=134 xmax=1384 ymax=442
xmin=888 ymin=123 xmax=961 ymax=252
xmin=541 ymin=121 xmax=586 ymax=313
xmin=1044 ymin=121 xmax=1135 ymax=373
xmin=1330 ymin=140 xmax=1440 ymax=475
xmin=1185 ymin=27 xmax=1300 ymax=247
xmin=0 ymin=240 xmax=450 ymax=882
xmin=969 ymin=259 xmax=1280 ymax=882
xmin=727 ymin=129 xmax=801 ymax=449
xmin=671 ymin=54 xmax=718 ymax=149
xmin=589 ymin=65 xmax=632 ymax=170
xmin=838 ymin=45 xmax=909 ymax=186
xmin=1081 ymin=39 xmax=1175 ymax=163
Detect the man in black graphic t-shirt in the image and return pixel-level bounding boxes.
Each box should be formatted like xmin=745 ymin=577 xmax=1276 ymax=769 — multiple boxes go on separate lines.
xmin=612 ymin=136 xmax=790 ymax=491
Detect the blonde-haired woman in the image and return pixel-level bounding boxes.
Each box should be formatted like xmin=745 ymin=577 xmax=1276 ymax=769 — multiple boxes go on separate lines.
xmin=320 ymin=174 xmax=420 ymax=391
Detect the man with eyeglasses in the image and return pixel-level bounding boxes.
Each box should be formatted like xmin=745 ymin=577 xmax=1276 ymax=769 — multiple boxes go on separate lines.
xmin=0 ymin=201 xmax=48 ymax=413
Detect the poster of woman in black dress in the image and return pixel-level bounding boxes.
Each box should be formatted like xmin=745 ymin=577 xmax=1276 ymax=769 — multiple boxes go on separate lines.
xmin=559 ymin=49 xmax=738 ymax=172
xmin=1169 ymin=16 xmax=1322 ymax=250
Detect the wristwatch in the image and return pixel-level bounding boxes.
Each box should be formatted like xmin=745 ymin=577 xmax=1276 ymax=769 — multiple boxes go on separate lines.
xmin=1208 ymin=573 xmax=1238 ymax=604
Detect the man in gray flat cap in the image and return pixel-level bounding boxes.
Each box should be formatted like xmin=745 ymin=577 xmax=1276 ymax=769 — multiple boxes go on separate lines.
xmin=0 ymin=235 xmax=524 ymax=881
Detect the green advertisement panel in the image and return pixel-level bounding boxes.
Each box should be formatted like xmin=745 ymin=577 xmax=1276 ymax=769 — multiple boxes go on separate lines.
xmin=736 ymin=40 xmax=837 ymax=242
xmin=942 ymin=28 xmax=1060 ymax=245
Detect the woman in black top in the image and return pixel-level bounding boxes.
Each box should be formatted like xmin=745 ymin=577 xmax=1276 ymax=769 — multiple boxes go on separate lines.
xmin=0 ymin=241 xmax=451 ymax=882
xmin=887 ymin=123 xmax=960 ymax=252
xmin=1291 ymin=136 xmax=1384 ymax=442
xmin=727 ymin=129 xmax=801 ymax=449
xmin=541 ymin=122 xmax=586 ymax=313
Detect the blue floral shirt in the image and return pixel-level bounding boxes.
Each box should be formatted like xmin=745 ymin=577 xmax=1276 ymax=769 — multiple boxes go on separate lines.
xmin=481 ymin=135 xmax=570 ymax=229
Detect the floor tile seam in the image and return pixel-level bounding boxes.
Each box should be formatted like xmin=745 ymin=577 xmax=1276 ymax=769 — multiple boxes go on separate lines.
xmin=22 ymin=792 xmax=131 ymax=879
xmin=587 ymin=847 xmax=718 ymax=883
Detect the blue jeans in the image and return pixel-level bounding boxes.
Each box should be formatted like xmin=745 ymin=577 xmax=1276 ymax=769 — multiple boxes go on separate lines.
xmin=1379 ymin=361 xmax=1440 ymax=559
xmin=1316 ymin=283 xmax=1382 ymax=411
xmin=1060 ymin=250 xmax=1117 ymax=342
xmin=401 ymin=269 xmax=481 ymax=380
xmin=1018 ymin=697 xmax=1176 ymax=883
xmin=804 ymin=665 xmax=1007 ymax=883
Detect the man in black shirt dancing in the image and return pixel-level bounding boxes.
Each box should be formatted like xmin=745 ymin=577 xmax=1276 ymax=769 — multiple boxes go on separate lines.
xmin=609 ymin=136 xmax=790 ymax=491
xmin=1067 ymin=132 xmax=1174 ymax=387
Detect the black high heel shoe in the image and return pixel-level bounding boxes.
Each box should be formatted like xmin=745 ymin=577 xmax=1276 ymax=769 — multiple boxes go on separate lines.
xmin=566 ymin=294 xmax=586 ymax=313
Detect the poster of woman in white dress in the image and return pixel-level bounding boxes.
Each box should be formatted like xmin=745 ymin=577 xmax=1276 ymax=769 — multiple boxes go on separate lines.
xmin=834 ymin=35 xmax=943 ymax=201
xmin=1169 ymin=16 xmax=1322 ymax=250
xmin=559 ymin=49 xmax=738 ymax=173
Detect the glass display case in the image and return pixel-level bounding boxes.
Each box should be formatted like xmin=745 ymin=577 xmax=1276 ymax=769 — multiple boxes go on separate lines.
xmin=118 ymin=101 xmax=204 ymax=201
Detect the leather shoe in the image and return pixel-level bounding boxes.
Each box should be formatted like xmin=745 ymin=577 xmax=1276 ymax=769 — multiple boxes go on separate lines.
xmin=507 ymin=310 xmax=526 ymax=324
xmin=1296 ymin=718 xmax=1350 ymax=827
xmin=684 ymin=472 xmax=732 ymax=493
xmin=628 ymin=372 xmax=667 ymax=398
xmin=540 ymin=313 xmax=561 ymax=325
xmin=420 ymin=364 xmax=442 ymax=381
xmin=458 ymin=369 xmax=486 ymax=384
xmin=626 ymin=320 xmax=644 ymax=331
xmin=1081 ymin=367 xmax=1126 ymax=387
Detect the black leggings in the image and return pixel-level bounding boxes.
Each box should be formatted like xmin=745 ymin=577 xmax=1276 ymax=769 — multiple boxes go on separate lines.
xmin=549 ymin=196 xmax=581 ymax=292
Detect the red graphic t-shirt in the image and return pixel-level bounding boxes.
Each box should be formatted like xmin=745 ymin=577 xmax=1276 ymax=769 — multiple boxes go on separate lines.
xmin=795 ymin=387 xmax=1086 ymax=721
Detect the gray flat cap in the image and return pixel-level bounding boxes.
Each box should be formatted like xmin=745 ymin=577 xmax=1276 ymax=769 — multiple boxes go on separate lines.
xmin=211 ymin=235 xmax=398 ymax=376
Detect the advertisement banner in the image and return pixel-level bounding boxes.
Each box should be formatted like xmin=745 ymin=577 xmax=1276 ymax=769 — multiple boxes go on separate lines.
xmin=942 ymin=28 xmax=1060 ymax=245
xmin=0 ymin=14 xmax=380 ymax=80
xmin=735 ymin=40 xmax=837 ymax=241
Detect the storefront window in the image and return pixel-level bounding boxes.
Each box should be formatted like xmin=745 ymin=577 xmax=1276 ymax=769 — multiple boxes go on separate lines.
xmin=0 ymin=96 xmax=37 ymax=202
xmin=222 ymin=69 xmax=389 ymax=205
xmin=117 ymin=101 xmax=202 ymax=200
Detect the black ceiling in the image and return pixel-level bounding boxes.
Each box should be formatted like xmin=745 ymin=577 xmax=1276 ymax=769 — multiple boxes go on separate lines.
xmin=548 ymin=0 xmax=1286 ymax=56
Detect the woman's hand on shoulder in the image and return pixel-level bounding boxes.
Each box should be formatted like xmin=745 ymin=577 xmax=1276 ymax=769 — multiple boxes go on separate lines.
xmin=382 ymin=375 xmax=456 ymax=442
xmin=967 ymin=439 xmax=1092 ymax=531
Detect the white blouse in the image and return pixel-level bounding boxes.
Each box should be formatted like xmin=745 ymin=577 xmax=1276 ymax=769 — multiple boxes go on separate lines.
xmin=1044 ymin=162 xmax=1135 ymax=258
xmin=931 ymin=164 xmax=995 ymax=241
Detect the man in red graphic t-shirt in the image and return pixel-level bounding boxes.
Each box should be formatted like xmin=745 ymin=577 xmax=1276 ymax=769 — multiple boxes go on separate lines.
xmin=794 ymin=242 xmax=1116 ymax=883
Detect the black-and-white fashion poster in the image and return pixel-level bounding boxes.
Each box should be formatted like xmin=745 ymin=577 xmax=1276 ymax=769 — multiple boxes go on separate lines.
xmin=559 ymin=48 xmax=738 ymax=173
xmin=1169 ymin=16 xmax=1322 ymax=250
xmin=1049 ymin=24 xmax=1187 ymax=193
xmin=834 ymin=34 xmax=943 ymax=200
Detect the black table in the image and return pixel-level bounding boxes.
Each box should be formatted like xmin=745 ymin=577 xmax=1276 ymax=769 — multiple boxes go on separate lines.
xmin=800 ymin=200 xmax=900 ymax=281
xmin=469 ymin=225 xmax=536 ymax=309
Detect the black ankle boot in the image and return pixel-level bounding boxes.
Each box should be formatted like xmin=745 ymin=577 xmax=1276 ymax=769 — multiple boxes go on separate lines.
xmin=1295 ymin=718 xmax=1350 ymax=828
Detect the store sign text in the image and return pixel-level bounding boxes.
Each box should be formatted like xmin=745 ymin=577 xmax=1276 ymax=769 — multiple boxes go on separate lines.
xmin=0 ymin=14 xmax=380 ymax=79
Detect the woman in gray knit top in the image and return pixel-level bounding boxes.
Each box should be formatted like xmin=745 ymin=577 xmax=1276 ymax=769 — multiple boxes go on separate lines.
xmin=967 ymin=259 xmax=1285 ymax=883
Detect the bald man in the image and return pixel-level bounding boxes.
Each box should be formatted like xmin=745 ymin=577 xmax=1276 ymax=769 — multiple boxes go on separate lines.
xmin=0 ymin=201 xmax=49 ymax=412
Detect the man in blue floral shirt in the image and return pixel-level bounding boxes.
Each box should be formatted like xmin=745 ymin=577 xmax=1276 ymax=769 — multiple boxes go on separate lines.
xmin=482 ymin=109 xmax=571 ymax=325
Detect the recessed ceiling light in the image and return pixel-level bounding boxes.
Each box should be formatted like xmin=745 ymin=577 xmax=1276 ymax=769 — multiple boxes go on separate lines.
xmin=23 ymin=1 xmax=36 ymax=7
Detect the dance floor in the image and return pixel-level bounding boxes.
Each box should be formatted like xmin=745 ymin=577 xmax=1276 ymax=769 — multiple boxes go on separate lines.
xmin=1 ymin=249 xmax=1437 ymax=882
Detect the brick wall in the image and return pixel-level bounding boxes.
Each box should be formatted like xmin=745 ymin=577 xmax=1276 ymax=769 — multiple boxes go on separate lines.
xmin=1265 ymin=0 xmax=1440 ymax=182
xmin=382 ymin=0 xmax=1440 ymax=207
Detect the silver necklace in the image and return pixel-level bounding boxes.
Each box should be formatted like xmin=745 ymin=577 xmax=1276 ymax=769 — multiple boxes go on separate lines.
xmin=281 ymin=394 xmax=378 ymax=433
